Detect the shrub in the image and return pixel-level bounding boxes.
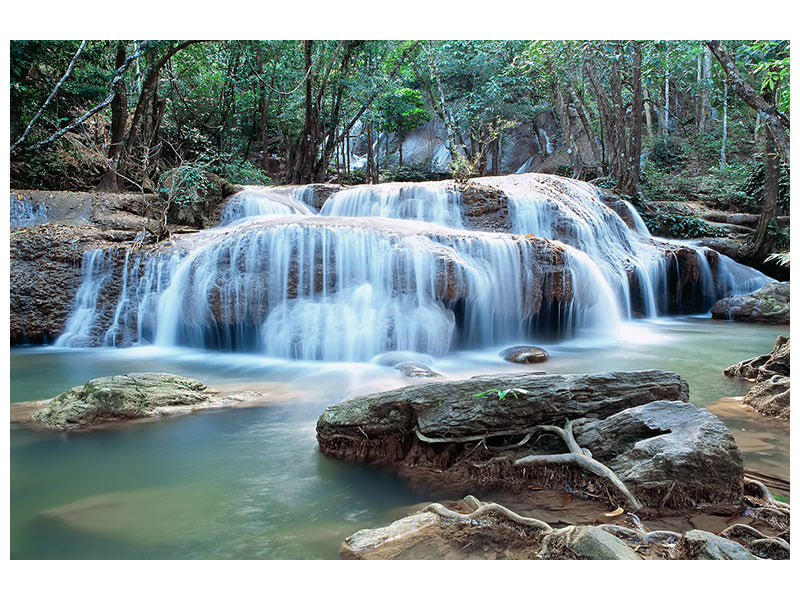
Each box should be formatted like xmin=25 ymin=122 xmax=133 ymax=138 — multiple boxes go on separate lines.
xmin=224 ymin=162 xmax=273 ymax=186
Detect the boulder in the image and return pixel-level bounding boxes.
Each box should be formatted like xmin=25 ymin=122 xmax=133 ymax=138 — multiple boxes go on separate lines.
xmin=724 ymin=336 xmax=789 ymax=381
xmin=742 ymin=375 xmax=790 ymax=420
xmin=30 ymin=372 xmax=253 ymax=430
xmin=315 ymin=370 xmax=744 ymax=509
xmin=371 ymin=351 xmax=435 ymax=367
xmin=572 ymin=401 xmax=744 ymax=506
xmin=317 ymin=370 xmax=689 ymax=443
xmin=711 ymin=282 xmax=789 ymax=324
xmin=500 ymin=345 xmax=549 ymax=364
xmin=725 ymin=336 xmax=790 ymax=420
xmin=676 ymin=530 xmax=755 ymax=560
xmin=540 ymin=525 xmax=641 ymax=560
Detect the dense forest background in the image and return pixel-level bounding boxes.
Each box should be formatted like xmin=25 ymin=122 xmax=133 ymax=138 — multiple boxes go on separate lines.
xmin=9 ymin=39 xmax=790 ymax=256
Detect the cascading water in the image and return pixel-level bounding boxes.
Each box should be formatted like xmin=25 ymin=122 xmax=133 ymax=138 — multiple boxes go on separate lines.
xmin=10 ymin=195 xmax=48 ymax=228
xmin=55 ymin=173 xmax=774 ymax=360
xmin=55 ymin=249 xmax=116 ymax=347
xmin=320 ymin=183 xmax=463 ymax=228
xmin=218 ymin=186 xmax=315 ymax=225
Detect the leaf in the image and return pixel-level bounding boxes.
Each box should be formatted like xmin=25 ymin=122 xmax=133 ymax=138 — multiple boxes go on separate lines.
xmin=604 ymin=506 xmax=625 ymax=517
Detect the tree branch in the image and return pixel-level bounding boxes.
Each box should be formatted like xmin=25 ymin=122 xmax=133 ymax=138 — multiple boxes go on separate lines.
xmin=10 ymin=40 xmax=87 ymax=154
xmin=13 ymin=41 xmax=151 ymax=157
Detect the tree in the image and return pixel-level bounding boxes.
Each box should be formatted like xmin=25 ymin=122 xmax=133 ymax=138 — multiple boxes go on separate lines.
xmin=376 ymin=87 xmax=429 ymax=165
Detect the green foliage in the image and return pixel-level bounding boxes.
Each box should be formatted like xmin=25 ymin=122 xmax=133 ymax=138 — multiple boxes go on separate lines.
xmin=158 ymin=165 xmax=214 ymax=205
xmin=766 ymin=252 xmax=790 ymax=267
xmin=474 ymin=388 xmax=523 ymax=401
xmin=740 ymin=158 xmax=790 ymax=213
xmin=224 ymin=162 xmax=273 ymax=186
xmin=380 ymin=164 xmax=445 ymax=182
xmin=339 ymin=169 xmax=368 ymax=185
xmin=766 ymin=219 xmax=790 ymax=249
xmin=376 ymin=87 xmax=429 ymax=138
xmin=641 ymin=208 xmax=726 ymax=239
xmin=649 ymin=137 xmax=686 ymax=169
xmin=449 ymin=150 xmax=475 ymax=184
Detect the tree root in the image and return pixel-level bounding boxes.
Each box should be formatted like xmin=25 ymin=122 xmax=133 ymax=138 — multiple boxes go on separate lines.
xmin=416 ymin=418 xmax=638 ymax=509
xmin=513 ymin=419 xmax=642 ymax=511
xmin=423 ymin=496 xmax=553 ymax=534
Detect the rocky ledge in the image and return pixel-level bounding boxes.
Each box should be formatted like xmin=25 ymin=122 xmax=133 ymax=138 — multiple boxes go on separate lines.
xmin=340 ymin=490 xmax=789 ymax=560
xmin=316 ymin=370 xmax=743 ymax=510
xmin=711 ymin=281 xmax=790 ymax=324
xmin=12 ymin=372 xmax=263 ymax=431
xmin=725 ymin=336 xmax=790 ymax=420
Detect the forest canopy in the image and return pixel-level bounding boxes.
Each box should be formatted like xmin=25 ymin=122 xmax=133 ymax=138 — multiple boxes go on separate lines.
xmin=9 ymin=39 xmax=789 ymax=253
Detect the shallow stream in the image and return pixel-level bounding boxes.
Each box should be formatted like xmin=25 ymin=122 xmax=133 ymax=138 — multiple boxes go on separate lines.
xmin=10 ymin=317 xmax=789 ymax=559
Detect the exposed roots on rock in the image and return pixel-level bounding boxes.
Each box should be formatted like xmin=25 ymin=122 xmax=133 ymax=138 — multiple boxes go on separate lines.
xmin=423 ymin=496 xmax=553 ymax=535
xmin=744 ymin=476 xmax=790 ymax=509
xmin=417 ymin=418 xmax=638 ymax=509
xmin=513 ymin=419 xmax=642 ymax=511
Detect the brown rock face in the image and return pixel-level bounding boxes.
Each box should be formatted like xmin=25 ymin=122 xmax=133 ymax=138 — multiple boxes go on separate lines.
xmin=9 ymin=224 xmax=134 ymax=343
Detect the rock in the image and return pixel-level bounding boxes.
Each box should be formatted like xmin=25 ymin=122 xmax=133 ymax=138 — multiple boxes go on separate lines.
xmin=711 ymin=282 xmax=789 ymax=324
xmin=166 ymin=172 xmax=241 ymax=228
xmin=315 ymin=370 xmax=734 ymax=508
xmin=30 ymin=372 xmax=248 ymax=430
xmin=394 ymin=362 xmax=440 ymax=378
xmin=724 ymin=336 xmax=790 ymax=381
xmin=573 ymin=401 xmax=744 ymax=506
xmin=743 ymin=375 xmax=790 ymax=420
xmin=540 ymin=525 xmax=641 ymax=560
xmin=9 ymin=224 xmax=134 ymax=343
xmin=727 ymin=213 xmax=760 ymax=226
xmin=676 ymin=530 xmax=755 ymax=560
xmin=318 ymin=370 xmax=689 ymax=443
xmin=341 ymin=496 xmax=548 ymax=560
xmin=340 ymin=511 xmax=443 ymax=559
xmin=500 ymin=345 xmax=549 ymax=364
xmin=725 ymin=336 xmax=790 ymax=420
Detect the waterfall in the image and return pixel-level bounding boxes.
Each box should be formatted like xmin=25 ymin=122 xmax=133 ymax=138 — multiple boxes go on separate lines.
xmin=10 ymin=195 xmax=48 ymax=228
xmin=218 ymin=186 xmax=315 ymax=225
xmin=54 ymin=174 xmax=775 ymax=359
xmin=55 ymin=249 xmax=116 ymax=347
xmin=321 ymin=183 xmax=463 ymax=228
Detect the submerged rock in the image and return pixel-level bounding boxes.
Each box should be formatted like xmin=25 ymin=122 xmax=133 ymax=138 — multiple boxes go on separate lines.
xmin=711 ymin=282 xmax=789 ymax=324
xmin=393 ymin=362 xmax=440 ymax=378
xmin=500 ymin=345 xmax=549 ymax=364
xmin=30 ymin=372 xmax=258 ymax=430
xmin=315 ymin=370 xmax=741 ymax=509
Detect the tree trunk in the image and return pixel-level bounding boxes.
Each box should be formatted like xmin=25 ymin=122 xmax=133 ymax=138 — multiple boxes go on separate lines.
xmin=753 ymin=132 xmax=779 ymax=252
xmin=721 ymin=78 xmax=728 ymax=166
xmin=98 ymin=41 xmax=128 ymax=191
xmin=705 ymin=40 xmax=789 ymax=165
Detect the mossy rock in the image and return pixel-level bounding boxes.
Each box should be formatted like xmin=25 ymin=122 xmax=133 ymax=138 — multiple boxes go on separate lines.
xmin=32 ymin=373 xmax=212 ymax=430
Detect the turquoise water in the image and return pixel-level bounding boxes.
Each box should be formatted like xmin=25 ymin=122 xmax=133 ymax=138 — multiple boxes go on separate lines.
xmin=10 ymin=317 xmax=789 ymax=559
